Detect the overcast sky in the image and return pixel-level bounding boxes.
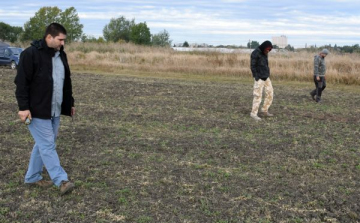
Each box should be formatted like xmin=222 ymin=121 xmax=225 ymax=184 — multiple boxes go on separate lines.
xmin=1 ymin=0 xmax=360 ymax=47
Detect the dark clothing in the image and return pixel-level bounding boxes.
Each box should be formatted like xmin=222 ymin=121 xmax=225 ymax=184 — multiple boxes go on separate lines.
xmin=251 ymin=47 xmax=271 ymax=81
xmin=311 ymin=76 xmax=326 ymax=102
xmin=14 ymin=39 xmax=74 ymax=119
xmin=310 ymin=53 xmax=327 ymax=102
xmin=259 ymin=40 xmax=273 ymax=53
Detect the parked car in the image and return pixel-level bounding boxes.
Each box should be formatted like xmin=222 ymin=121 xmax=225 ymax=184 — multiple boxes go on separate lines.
xmin=0 ymin=44 xmax=23 ymax=69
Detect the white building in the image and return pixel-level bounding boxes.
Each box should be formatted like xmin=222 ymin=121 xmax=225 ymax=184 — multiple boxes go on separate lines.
xmin=272 ymin=35 xmax=288 ymax=49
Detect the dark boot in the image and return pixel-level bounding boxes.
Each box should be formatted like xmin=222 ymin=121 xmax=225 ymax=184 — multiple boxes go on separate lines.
xmin=60 ymin=181 xmax=75 ymax=195
xmin=310 ymin=91 xmax=316 ymax=101
xmin=26 ymin=180 xmax=53 ymax=188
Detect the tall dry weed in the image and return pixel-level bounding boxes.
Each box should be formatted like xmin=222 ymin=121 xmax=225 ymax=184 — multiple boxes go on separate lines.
xmin=66 ymin=42 xmax=360 ymax=85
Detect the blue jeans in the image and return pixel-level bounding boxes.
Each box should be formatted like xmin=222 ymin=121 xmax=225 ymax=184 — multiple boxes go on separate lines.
xmin=25 ymin=117 xmax=68 ymax=187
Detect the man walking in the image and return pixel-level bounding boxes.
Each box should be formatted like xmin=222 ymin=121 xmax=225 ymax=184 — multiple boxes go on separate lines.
xmin=15 ymin=23 xmax=75 ymax=195
xmin=310 ymin=49 xmax=329 ymax=103
xmin=250 ymin=40 xmax=274 ymax=121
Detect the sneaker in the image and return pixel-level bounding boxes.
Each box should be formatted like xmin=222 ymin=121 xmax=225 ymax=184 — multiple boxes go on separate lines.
xmin=250 ymin=114 xmax=261 ymax=121
xmin=261 ymin=112 xmax=274 ymax=117
xmin=27 ymin=180 xmax=53 ymax=188
xmin=60 ymin=181 xmax=75 ymax=195
xmin=310 ymin=92 xmax=316 ymax=101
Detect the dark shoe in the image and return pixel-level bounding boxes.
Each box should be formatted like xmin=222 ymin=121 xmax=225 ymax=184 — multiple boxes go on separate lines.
xmin=60 ymin=181 xmax=75 ymax=195
xmin=310 ymin=92 xmax=316 ymax=101
xmin=27 ymin=180 xmax=53 ymax=188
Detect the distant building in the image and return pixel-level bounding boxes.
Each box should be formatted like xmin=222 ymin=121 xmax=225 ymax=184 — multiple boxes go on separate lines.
xmin=272 ymin=35 xmax=288 ymax=49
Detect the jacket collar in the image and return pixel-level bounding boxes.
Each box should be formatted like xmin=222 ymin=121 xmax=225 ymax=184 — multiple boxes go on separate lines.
xmin=31 ymin=38 xmax=63 ymax=57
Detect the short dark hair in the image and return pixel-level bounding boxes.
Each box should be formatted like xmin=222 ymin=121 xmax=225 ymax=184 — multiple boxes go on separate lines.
xmin=44 ymin=23 xmax=67 ymax=38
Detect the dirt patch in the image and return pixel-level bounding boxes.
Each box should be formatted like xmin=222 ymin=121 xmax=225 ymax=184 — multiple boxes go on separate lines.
xmin=1 ymin=69 xmax=359 ymax=222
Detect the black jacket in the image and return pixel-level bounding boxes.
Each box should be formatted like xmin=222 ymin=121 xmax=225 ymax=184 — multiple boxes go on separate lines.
xmin=14 ymin=39 xmax=74 ymax=119
xmin=250 ymin=41 xmax=272 ymax=81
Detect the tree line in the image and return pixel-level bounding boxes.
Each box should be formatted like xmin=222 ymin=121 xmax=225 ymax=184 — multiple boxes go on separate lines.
xmin=1 ymin=6 xmax=360 ymax=52
xmin=246 ymin=41 xmax=360 ymax=53
xmin=301 ymin=44 xmax=360 ymax=54
xmin=0 ymin=6 xmax=172 ymax=47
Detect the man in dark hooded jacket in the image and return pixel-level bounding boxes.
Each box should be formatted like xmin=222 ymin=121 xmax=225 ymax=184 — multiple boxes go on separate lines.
xmin=250 ymin=40 xmax=274 ymax=121
xmin=14 ymin=23 xmax=75 ymax=195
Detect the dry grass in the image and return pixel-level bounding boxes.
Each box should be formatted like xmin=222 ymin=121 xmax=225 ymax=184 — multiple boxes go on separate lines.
xmin=66 ymin=42 xmax=360 ymax=85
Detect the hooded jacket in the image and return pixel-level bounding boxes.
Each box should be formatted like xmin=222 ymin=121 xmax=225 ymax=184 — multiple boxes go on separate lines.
xmin=14 ymin=39 xmax=74 ymax=119
xmin=250 ymin=41 xmax=273 ymax=81
xmin=314 ymin=54 xmax=326 ymax=77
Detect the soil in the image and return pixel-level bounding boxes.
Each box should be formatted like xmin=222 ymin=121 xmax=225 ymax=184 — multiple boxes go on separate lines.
xmin=1 ymin=68 xmax=360 ymax=223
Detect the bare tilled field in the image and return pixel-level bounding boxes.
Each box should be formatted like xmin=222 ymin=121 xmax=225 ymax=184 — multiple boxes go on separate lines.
xmin=1 ymin=68 xmax=359 ymax=223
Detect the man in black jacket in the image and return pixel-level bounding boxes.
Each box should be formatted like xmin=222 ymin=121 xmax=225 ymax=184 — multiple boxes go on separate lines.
xmin=15 ymin=23 xmax=75 ymax=195
xmin=250 ymin=40 xmax=274 ymax=121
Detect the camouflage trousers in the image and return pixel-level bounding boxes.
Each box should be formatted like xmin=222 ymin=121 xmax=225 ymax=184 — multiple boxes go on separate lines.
xmin=251 ymin=78 xmax=274 ymax=116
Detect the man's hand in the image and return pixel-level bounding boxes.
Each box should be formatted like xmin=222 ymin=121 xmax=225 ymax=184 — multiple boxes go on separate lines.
xmin=18 ymin=110 xmax=31 ymax=122
xmin=316 ymin=76 xmax=320 ymax=81
xmin=71 ymin=107 xmax=76 ymax=116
